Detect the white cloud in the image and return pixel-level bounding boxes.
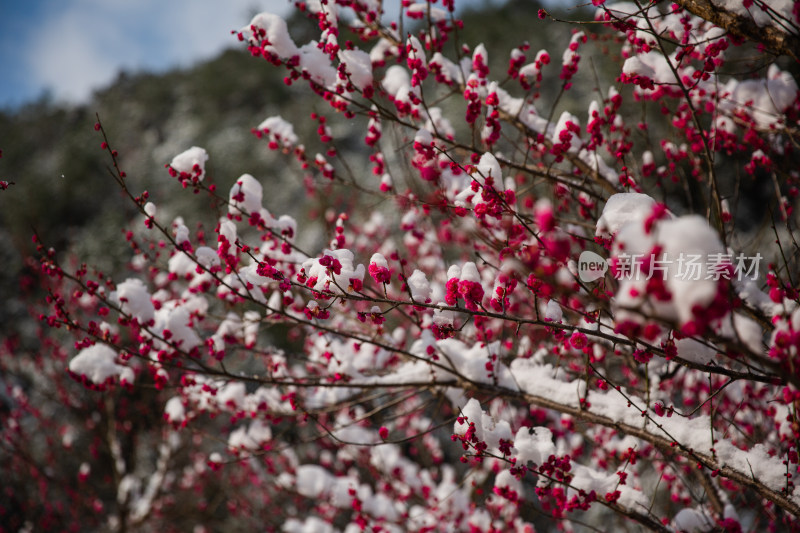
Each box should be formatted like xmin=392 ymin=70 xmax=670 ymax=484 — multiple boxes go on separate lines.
xmin=25 ymin=3 xmax=121 ymax=103
xmin=23 ymin=0 xmax=289 ymax=104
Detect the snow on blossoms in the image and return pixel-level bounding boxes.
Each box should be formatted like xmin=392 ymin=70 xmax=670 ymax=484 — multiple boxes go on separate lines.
xmin=69 ymin=344 xmax=134 ymax=387
xmin=239 ymin=10 xmax=376 ymax=106
xmin=168 ymin=146 xmax=208 ymax=185
xmin=238 ymin=12 xmax=299 ymax=59
xmin=300 ymin=248 xmax=365 ymax=295
xmin=254 ymin=116 xmax=298 ymax=150
xmin=596 ymin=192 xmax=764 ymax=351
xmin=112 ymin=278 xmax=156 ymax=324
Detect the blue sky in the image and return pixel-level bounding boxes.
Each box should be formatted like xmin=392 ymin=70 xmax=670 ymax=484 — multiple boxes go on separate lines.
xmin=0 ymin=0 xmax=291 ymax=109
xmin=0 ymin=0 xmax=525 ymax=111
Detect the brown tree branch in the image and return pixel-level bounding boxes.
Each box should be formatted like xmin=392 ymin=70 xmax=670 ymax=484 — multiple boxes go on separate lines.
xmin=466 ymin=380 xmax=800 ymax=518
xmin=673 ymin=0 xmax=800 ymax=62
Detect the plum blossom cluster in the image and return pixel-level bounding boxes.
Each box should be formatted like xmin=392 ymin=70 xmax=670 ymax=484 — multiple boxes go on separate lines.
xmin=10 ymin=0 xmax=800 ymax=531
